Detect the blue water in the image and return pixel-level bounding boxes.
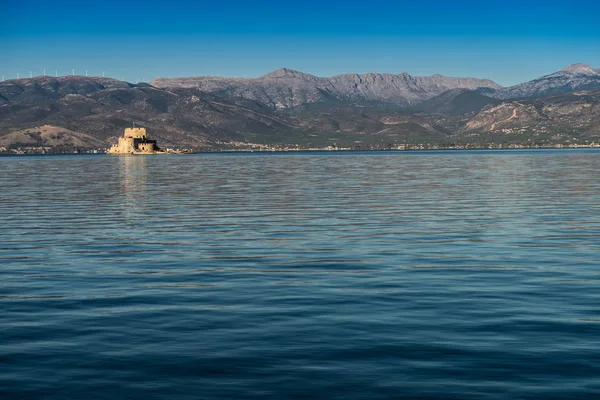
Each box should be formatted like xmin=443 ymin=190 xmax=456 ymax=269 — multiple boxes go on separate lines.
xmin=2 ymin=150 xmax=600 ymax=399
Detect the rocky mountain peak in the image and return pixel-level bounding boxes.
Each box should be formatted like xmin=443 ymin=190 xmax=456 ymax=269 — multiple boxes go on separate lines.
xmin=561 ymin=63 xmax=599 ymax=75
xmin=261 ymin=68 xmax=316 ymax=80
xmin=478 ymin=63 xmax=600 ymax=100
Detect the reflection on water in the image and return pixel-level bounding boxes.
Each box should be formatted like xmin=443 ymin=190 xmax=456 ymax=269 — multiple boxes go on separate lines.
xmin=1 ymin=150 xmax=600 ymax=399
xmin=118 ymin=155 xmax=148 ymax=220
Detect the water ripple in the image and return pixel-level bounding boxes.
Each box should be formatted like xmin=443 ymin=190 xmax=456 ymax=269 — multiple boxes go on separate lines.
xmin=2 ymin=151 xmax=600 ymax=399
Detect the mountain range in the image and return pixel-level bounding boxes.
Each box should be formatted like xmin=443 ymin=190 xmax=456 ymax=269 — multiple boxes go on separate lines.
xmin=151 ymin=68 xmax=501 ymax=109
xmin=1 ymin=63 xmax=599 ymax=151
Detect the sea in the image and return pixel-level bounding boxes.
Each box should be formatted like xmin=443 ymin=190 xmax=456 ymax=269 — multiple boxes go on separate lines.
xmin=2 ymin=149 xmax=600 ymax=399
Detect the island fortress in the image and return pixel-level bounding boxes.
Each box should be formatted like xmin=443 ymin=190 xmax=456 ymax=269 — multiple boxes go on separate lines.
xmin=107 ymin=127 xmax=160 ymax=155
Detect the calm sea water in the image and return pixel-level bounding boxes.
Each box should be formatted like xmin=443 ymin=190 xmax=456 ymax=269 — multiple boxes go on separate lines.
xmin=2 ymin=150 xmax=600 ymax=399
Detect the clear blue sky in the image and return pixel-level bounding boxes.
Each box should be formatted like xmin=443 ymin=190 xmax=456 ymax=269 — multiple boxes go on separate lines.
xmin=2 ymin=0 xmax=599 ymax=86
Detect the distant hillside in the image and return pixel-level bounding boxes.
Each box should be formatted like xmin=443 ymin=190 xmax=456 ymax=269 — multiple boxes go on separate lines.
xmin=0 ymin=125 xmax=106 ymax=149
xmin=0 ymin=76 xmax=135 ymax=105
xmin=460 ymin=89 xmax=600 ymax=139
xmin=412 ymin=89 xmax=502 ymax=116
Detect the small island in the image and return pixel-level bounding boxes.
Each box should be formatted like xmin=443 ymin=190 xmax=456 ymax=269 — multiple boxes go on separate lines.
xmin=107 ymin=127 xmax=192 ymax=155
xmin=107 ymin=127 xmax=160 ymax=155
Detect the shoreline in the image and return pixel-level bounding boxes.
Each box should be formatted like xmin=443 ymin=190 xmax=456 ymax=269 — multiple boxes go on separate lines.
xmin=3 ymin=144 xmax=600 ymax=156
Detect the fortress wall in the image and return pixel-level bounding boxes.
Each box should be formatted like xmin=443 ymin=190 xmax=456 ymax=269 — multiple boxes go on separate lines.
xmin=117 ymin=137 xmax=137 ymax=153
xmin=137 ymin=142 xmax=156 ymax=152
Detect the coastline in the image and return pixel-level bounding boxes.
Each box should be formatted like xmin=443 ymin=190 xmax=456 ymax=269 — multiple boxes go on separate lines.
xmin=3 ymin=144 xmax=600 ymax=156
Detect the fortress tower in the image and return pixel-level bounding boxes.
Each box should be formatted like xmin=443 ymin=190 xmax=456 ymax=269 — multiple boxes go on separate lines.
xmin=124 ymin=127 xmax=148 ymax=140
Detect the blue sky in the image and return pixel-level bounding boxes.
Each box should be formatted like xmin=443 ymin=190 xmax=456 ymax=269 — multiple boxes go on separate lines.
xmin=2 ymin=0 xmax=599 ymax=86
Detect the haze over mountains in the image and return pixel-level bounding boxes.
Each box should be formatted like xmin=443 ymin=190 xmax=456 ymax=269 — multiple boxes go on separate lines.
xmin=1 ymin=63 xmax=599 ymax=150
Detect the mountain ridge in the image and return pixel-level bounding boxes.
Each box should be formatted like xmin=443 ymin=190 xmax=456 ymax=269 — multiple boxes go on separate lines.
xmin=151 ymin=69 xmax=501 ymax=109
xmin=1 ymin=63 xmax=599 ymax=151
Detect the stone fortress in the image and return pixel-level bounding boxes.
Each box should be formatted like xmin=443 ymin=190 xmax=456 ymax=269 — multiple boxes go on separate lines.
xmin=107 ymin=127 xmax=160 ymax=155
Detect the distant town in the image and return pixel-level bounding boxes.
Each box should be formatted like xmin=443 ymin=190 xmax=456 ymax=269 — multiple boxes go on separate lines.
xmin=3 ymin=141 xmax=600 ymax=155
